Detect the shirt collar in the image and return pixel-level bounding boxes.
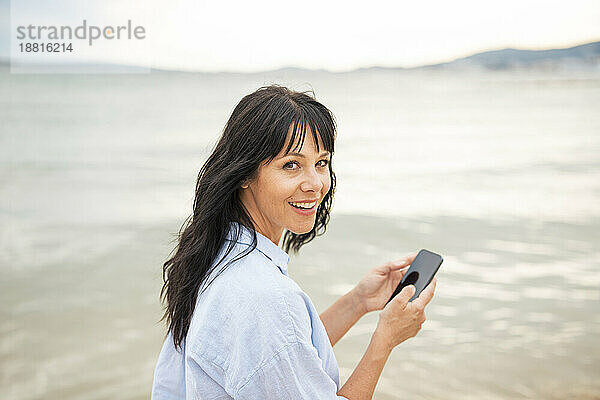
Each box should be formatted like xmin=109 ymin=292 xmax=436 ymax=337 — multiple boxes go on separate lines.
xmin=224 ymin=221 xmax=290 ymax=276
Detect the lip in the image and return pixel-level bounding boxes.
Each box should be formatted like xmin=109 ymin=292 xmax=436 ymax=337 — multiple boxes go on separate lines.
xmin=288 ymin=201 xmax=318 ymax=216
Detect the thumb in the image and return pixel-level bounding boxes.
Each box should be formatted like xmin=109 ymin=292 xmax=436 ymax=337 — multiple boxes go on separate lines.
xmin=395 ymin=285 xmax=416 ymax=307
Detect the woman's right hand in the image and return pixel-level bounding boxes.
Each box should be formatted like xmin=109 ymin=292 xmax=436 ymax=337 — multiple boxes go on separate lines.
xmin=374 ymin=278 xmax=437 ymax=350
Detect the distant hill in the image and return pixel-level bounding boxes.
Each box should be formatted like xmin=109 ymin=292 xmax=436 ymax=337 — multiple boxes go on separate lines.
xmin=418 ymin=41 xmax=600 ymax=71
xmin=2 ymin=41 xmax=599 ymax=74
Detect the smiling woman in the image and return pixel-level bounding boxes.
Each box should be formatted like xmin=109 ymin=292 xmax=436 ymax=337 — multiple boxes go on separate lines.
xmin=151 ymin=85 xmax=436 ymax=399
xmin=239 ymin=123 xmax=333 ymax=244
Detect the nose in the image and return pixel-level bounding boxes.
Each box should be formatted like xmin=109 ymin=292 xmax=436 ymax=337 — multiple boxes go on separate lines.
xmin=300 ymin=165 xmax=324 ymax=193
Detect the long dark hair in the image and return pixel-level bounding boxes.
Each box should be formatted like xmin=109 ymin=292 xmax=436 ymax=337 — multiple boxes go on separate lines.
xmin=160 ymin=85 xmax=337 ymax=350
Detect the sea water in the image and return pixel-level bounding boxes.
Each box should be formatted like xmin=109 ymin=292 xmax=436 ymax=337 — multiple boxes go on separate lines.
xmin=1 ymin=66 xmax=598 ymax=399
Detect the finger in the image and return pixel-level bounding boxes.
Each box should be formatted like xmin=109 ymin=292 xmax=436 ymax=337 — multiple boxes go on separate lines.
xmin=390 ymin=252 xmax=419 ymax=281
xmin=388 ymin=252 xmax=418 ymax=270
xmin=391 ymin=268 xmax=407 ymax=283
xmin=394 ymin=285 xmax=416 ymax=308
xmin=413 ymin=278 xmax=437 ymax=308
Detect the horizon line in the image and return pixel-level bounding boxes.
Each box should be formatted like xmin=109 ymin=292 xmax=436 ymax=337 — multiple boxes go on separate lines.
xmin=3 ymin=38 xmax=599 ymax=75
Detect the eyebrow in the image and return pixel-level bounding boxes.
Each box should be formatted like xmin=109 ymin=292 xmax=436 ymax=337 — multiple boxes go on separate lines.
xmin=282 ymin=151 xmax=331 ymax=159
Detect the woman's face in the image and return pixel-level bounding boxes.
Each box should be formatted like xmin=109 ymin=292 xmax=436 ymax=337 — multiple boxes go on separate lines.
xmin=240 ymin=126 xmax=332 ymax=245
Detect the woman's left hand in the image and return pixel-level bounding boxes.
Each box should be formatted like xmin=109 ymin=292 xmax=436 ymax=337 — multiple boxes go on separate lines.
xmin=353 ymin=252 xmax=418 ymax=314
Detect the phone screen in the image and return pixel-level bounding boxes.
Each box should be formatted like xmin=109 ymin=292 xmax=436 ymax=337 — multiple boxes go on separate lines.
xmin=386 ymin=249 xmax=443 ymax=304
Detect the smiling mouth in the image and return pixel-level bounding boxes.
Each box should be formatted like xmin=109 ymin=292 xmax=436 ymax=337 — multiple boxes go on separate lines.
xmin=288 ymin=201 xmax=317 ymax=210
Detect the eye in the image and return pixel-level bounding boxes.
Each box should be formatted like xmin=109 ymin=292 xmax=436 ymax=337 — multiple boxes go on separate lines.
xmin=283 ymin=161 xmax=300 ymax=170
xmin=283 ymin=159 xmax=330 ymax=170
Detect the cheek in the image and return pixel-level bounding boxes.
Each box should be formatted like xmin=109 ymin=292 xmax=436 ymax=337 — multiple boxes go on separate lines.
xmin=263 ymin=175 xmax=296 ymax=204
xmin=322 ymin=173 xmax=332 ymax=195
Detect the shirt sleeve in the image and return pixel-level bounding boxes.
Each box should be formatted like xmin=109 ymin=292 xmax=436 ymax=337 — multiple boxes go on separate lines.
xmin=234 ymin=339 xmax=349 ymax=400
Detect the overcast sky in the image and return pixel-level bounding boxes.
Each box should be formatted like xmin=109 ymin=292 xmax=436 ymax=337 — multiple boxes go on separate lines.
xmin=3 ymin=0 xmax=600 ymax=72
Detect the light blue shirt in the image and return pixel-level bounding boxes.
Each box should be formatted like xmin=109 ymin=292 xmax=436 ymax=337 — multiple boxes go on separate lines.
xmin=151 ymin=222 xmax=348 ymax=399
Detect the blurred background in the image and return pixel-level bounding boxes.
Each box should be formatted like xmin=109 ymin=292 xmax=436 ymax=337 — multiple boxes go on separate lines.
xmin=1 ymin=0 xmax=599 ymax=399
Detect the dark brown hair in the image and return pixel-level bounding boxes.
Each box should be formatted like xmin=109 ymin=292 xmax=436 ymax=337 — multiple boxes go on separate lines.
xmin=160 ymin=85 xmax=337 ymax=350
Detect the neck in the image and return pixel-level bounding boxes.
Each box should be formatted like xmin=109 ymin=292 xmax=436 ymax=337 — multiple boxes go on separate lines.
xmin=239 ymin=191 xmax=283 ymax=245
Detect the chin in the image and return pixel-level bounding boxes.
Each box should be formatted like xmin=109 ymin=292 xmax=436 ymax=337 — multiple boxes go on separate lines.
xmin=287 ymin=220 xmax=316 ymax=235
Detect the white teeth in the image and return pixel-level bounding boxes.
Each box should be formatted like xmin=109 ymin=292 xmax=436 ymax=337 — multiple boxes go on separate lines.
xmin=289 ymin=201 xmax=316 ymax=209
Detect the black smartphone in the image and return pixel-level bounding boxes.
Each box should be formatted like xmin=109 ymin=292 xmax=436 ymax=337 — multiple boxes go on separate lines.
xmin=386 ymin=249 xmax=443 ymax=305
